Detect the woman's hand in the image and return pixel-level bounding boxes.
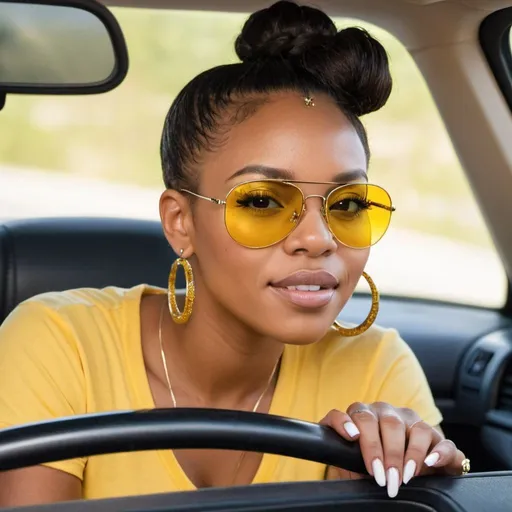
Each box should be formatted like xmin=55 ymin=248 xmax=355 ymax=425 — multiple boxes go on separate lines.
xmin=320 ymin=402 xmax=468 ymax=498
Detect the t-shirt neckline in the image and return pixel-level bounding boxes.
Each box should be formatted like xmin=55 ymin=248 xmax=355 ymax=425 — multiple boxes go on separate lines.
xmin=124 ymin=284 xmax=298 ymax=491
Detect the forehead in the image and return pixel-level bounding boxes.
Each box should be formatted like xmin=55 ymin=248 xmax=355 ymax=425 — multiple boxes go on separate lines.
xmin=200 ymin=93 xmax=367 ymax=191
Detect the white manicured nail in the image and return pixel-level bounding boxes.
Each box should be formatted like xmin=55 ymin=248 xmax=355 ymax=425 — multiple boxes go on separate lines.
xmin=343 ymin=421 xmax=360 ymax=438
xmin=403 ymin=460 xmax=416 ymax=484
xmin=424 ymin=452 xmax=440 ymax=467
xmin=387 ymin=467 xmax=400 ymax=498
xmin=372 ymin=458 xmax=386 ymax=487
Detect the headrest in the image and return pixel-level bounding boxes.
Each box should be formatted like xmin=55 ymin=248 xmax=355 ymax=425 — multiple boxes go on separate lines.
xmin=0 ymin=218 xmax=182 ymax=322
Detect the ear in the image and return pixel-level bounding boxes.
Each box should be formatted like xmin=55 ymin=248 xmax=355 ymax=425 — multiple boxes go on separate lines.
xmin=159 ymin=189 xmax=195 ymax=258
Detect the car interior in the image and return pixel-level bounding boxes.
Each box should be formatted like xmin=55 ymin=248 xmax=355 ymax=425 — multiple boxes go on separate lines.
xmin=1 ymin=0 xmax=512 ymax=510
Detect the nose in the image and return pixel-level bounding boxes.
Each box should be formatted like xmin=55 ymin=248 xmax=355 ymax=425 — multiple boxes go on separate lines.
xmin=283 ymin=197 xmax=338 ymax=257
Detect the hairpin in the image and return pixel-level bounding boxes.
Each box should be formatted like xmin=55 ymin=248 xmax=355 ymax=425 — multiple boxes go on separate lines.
xmin=304 ymin=97 xmax=315 ymax=107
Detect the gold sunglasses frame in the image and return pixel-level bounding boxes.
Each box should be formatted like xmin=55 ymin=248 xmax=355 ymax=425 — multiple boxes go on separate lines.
xmin=181 ymin=179 xmax=396 ymax=249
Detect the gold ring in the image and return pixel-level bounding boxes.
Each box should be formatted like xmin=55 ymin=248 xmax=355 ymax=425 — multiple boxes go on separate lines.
xmin=461 ymin=458 xmax=470 ymax=475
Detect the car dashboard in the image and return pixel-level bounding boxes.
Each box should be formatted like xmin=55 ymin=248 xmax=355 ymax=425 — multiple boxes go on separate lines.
xmin=2 ymin=473 xmax=512 ymax=512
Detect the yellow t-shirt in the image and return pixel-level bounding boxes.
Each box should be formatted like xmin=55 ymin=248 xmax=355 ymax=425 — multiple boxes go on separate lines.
xmin=0 ymin=285 xmax=441 ymax=500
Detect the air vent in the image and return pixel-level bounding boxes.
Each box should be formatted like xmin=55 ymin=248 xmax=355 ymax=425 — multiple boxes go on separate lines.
xmin=465 ymin=349 xmax=493 ymax=377
xmin=497 ymin=361 xmax=512 ymax=412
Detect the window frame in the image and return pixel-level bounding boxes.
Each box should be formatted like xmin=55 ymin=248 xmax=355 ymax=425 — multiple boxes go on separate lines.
xmin=479 ymin=7 xmax=512 ymax=112
xmin=479 ymin=8 xmax=512 ymax=313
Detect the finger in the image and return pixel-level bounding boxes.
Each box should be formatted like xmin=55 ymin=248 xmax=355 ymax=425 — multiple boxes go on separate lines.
xmin=402 ymin=421 xmax=434 ymax=484
xmin=373 ymin=403 xmax=406 ymax=498
xmin=423 ymin=440 xmax=462 ymax=476
xmin=347 ymin=402 xmax=386 ymax=488
xmin=319 ymin=409 xmax=361 ymax=442
xmin=452 ymin=450 xmax=468 ymax=476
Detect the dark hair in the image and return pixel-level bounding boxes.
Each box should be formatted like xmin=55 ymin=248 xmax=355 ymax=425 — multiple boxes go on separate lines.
xmin=160 ymin=0 xmax=392 ymax=191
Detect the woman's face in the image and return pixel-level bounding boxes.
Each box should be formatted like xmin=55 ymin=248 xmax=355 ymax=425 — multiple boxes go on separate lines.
xmin=163 ymin=92 xmax=370 ymax=345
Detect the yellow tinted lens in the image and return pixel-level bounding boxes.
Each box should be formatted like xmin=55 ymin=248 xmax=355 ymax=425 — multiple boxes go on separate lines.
xmin=225 ymin=181 xmax=303 ymax=248
xmin=326 ymin=184 xmax=393 ymax=248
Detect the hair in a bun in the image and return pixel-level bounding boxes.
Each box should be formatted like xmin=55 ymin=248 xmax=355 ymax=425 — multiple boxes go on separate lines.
xmin=235 ymin=1 xmax=391 ymax=117
xmin=161 ymin=1 xmax=392 ymax=190
xmin=235 ymin=2 xmax=337 ymax=62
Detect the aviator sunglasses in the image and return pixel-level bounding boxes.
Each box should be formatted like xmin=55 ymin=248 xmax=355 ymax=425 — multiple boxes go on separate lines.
xmin=182 ymin=179 xmax=396 ymax=249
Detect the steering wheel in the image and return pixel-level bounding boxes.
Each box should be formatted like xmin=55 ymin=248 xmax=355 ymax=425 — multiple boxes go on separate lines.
xmin=0 ymin=408 xmax=367 ymax=474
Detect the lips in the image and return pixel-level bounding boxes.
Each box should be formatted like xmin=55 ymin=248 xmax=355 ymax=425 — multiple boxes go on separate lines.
xmin=269 ymin=270 xmax=339 ymax=309
xmin=271 ymin=270 xmax=339 ymax=289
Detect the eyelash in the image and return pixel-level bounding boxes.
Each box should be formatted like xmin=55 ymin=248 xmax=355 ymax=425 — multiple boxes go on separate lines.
xmin=235 ymin=191 xmax=282 ymax=208
xmin=329 ymin=197 xmax=371 ymax=210
xmin=235 ymin=192 xmax=373 ymax=212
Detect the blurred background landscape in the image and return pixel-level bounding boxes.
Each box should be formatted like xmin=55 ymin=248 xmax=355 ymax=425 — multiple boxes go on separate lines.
xmin=0 ymin=7 xmax=507 ymax=307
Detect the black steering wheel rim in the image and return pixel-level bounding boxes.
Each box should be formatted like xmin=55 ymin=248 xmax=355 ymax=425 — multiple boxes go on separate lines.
xmin=0 ymin=408 xmax=367 ymax=474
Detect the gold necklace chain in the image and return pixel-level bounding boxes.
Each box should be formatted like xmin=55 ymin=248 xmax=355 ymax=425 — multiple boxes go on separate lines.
xmin=157 ymin=300 xmax=279 ymax=485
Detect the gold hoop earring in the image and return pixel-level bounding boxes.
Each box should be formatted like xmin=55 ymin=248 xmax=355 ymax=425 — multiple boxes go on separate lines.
xmin=168 ymin=250 xmax=195 ymax=324
xmin=333 ymin=272 xmax=379 ymax=337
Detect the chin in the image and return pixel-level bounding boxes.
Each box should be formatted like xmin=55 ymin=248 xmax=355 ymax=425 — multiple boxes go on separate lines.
xmin=266 ymin=317 xmax=334 ymax=346
xmin=261 ymin=284 xmax=346 ymax=344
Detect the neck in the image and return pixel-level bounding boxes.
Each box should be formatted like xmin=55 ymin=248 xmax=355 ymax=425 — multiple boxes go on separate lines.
xmin=161 ymin=294 xmax=283 ymax=409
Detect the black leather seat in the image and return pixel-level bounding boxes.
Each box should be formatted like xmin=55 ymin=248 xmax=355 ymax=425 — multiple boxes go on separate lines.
xmin=0 ymin=218 xmax=181 ymax=323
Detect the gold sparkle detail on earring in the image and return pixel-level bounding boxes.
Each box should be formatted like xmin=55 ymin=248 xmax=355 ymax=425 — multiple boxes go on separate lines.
xmin=304 ymin=97 xmax=315 ymax=107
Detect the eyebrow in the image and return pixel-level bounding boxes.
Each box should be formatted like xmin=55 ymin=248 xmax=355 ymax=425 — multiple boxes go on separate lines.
xmin=226 ymin=165 xmax=368 ymax=183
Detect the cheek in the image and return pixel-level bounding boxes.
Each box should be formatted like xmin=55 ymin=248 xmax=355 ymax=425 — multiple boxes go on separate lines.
xmin=337 ymin=247 xmax=370 ymax=300
xmin=192 ymin=208 xmax=269 ymax=294
xmin=193 ymin=207 xmax=234 ymax=266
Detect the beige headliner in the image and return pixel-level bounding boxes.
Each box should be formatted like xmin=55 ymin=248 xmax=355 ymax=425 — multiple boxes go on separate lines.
xmin=102 ymin=0 xmax=510 ymax=48
xmin=104 ymin=0 xmax=512 ymax=280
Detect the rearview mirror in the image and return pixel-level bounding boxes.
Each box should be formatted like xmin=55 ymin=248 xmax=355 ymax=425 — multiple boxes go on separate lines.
xmin=0 ymin=0 xmax=128 ymax=97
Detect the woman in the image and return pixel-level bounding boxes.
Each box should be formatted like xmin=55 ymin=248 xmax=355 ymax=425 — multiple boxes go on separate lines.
xmin=0 ymin=0 xmax=468 ymax=506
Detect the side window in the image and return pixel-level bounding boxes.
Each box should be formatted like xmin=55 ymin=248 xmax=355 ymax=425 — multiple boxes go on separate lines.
xmin=351 ymin=21 xmax=507 ymax=308
xmin=0 ymin=8 xmax=506 ymax=308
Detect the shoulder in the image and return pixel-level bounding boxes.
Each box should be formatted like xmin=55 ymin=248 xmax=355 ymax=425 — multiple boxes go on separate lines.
xmin=17 ymin=284 xmax=148 ymax=313
xmin=312 ymin=323 xmax=409 ymax=366
xmin=305 ymin=325 xmax=440 ymax=424
xmin=0 ymin=284 xmax=162 ymax=355
xmin=5 ymin=284 xmax=165 ymax=324
xmin=296 ymin=324 xmax=410 ymax=388
xmin=291 ymin=325 xmax=417 ymax=416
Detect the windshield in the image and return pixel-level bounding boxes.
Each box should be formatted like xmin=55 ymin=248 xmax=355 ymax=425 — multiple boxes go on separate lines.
xmin=0 ymin=7 xmax=506 ymax=308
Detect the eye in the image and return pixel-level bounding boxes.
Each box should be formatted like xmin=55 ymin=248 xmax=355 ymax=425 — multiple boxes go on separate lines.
xmin=330 ymin=197 xmax=368 ymax=213
xmin=237 ymin=194 xmax=283 ymax=209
